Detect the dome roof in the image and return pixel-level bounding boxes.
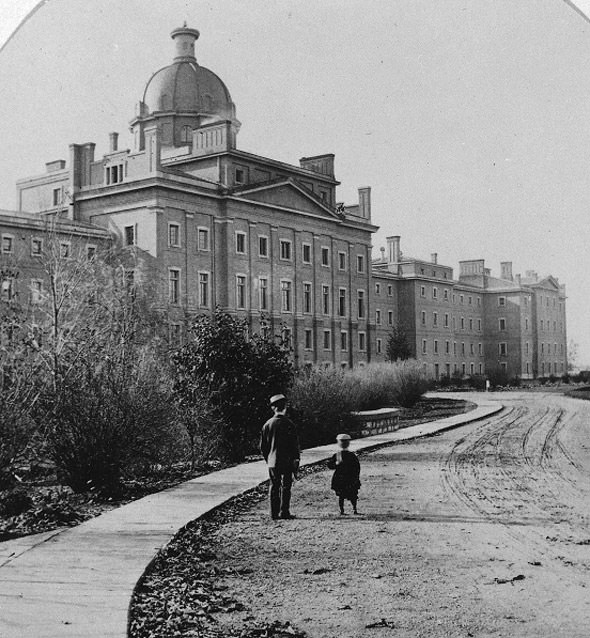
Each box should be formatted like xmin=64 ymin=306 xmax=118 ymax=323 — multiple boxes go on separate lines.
xmin=141 ymin=25 xmax=235 ymax=120
xmin=143 ymin=61 xmax=234 ymax=118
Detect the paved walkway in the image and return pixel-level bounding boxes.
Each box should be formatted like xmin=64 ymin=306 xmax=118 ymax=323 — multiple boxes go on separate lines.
xmin=0 ymin=393 xmax=502 ymax=638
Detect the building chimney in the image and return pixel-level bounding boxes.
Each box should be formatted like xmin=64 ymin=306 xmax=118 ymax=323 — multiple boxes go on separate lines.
xmin=515 ymin=273 xmax=521 ymax=286
xmin=501 ymin=261 xmax=513 ymax=281
xmin=386 ymin=235 xmax=401 ymax=264
xmin=358 ymin=187 xmax=371 ymax=220
xmin=380 ymin=247 xmax=386 ymax=261
xmin=109 ymin=132 xmax=119 ymax=152
xmin=431 ymin=252 xmax=438 ymax=265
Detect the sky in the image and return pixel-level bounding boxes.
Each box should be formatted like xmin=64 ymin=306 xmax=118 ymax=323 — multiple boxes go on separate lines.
xmin=1 ymin=0 xmax=590 ymax=366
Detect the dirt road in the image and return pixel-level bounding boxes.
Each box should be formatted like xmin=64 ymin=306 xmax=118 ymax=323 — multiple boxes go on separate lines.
xmin=210 ymin=392 xmax=590 ymax=637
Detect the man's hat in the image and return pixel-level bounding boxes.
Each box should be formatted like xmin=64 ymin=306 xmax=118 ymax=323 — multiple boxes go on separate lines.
xmin=336 ymin=433 xmax=351 ymax=441
xmin=270 ymin=393 xmax=286 ymax=406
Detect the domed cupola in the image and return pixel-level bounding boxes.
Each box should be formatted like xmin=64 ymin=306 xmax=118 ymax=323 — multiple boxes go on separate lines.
xmin=130 ymin=24 xmax=240 ymax=151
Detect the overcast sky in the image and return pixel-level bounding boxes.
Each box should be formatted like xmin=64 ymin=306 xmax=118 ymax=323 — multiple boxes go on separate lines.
xmin=1 ymin=0 xmax=590 ymax=366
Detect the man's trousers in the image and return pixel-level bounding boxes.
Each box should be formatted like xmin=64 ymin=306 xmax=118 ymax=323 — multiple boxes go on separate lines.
xmin=268 ymin=467 xmax=293 ymax=519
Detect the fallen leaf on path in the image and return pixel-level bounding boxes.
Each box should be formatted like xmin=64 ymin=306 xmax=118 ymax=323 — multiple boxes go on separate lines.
xmin=366 ymin=618 xmax=395 ymax=628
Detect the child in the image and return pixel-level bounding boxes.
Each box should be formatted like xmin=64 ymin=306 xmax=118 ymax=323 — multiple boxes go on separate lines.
xmin=327 ymin=433 xmax=361 ymax=515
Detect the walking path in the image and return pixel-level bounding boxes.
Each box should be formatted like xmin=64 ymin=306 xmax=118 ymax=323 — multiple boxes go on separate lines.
xmin=0 ymin=393 xmax=502 ymax=638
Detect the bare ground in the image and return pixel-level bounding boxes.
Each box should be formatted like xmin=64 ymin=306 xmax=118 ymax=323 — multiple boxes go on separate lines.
xmin=206 ymin=392 xmax=590 ymax=637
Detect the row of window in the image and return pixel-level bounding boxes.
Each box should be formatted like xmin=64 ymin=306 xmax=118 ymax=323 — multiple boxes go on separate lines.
xmin=420 ymin=286 xmax=482 ymax=306
xmin=1 ymin=234 xmax=97 ymax=260
xmin=304 ymin=329 xmax=368 ymax=353
xmin=420 ymin=311 xmax=483 ymax=332
xmin=432 ymin=362 xmax=485 ymax=377
xmin=540 ymin=319 xmax=565 ymax=333
xmin=422 ymin=339 xmax=485 ymax=356
xmin=127 ymin=222 xmax=369 ymax=271
xmin=540 ymin=343 xmax=565 ymax=356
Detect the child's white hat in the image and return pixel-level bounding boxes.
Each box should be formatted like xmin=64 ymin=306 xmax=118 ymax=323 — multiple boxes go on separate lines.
xmin=336 ymin=433 xmax=351 ymax=441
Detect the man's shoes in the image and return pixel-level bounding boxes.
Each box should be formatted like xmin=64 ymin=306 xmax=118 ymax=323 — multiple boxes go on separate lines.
xmin=279 ymin=513 xmax=296 ymax=519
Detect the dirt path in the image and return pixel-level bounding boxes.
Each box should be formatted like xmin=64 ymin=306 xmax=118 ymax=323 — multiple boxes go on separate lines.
xmin=209 ymin=392 xmax=590 ymax=637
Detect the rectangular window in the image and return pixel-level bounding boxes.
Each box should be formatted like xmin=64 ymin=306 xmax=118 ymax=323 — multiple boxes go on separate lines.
xmin=376 ymin=338 xmax=382 ymax=354
xmin=302 ymin=243 xmax=312 ymax=264
xmin=461 ymin=317 xmax=465 ymax=330
xmin=322 ymin=285 xmax=330 ymax=315
xmin=338 ymin=288 xmax=346 ymax=317
xmin=387 ymin=285 xmax=393 ymax=296
xmin=478 ymin=343 xmax=483 ymax=355
xmin=432 ymin=287 xmax=438 ymax=299
xmin=468 ymin=296 xmax=472 ymax=305
xmin=198 ymin=228 xmax=210 ymax=251
xmin=124 ymin=225 xmax=135 ymax=246
xmin=338 ymin=251 xmax=347 ymax=270
xmin=420 ymin=285 xmax=426 ymax=298
xmin=460 ymin=294 xmax=464 ymax=304
xmin=470 ymin=343 xmax=474 ymax=355
xmin=444 ymin=313 xmax=449 ymax=328
xmin=303 ymin=282 xmax=312 ymax=314
xmin=453 ymin=342 xmax=457 ymax=355
xmin=168 ymin=223 xmax=180 ymax=247
xmin=443 ymin=289 xmax=449 ymax=300
xmin=30 ymin=279 xmax=43 ymax=304
xmin=321 ymin=246 xmax=330 ymax=266
xmin=461 ymin=342 xmax=465 ymax=355
xmin=279 ymin=240 xmax=292 ymax=260
xmin=422 ymin=339 xmax=427 ymax=354
xmin=259 ymin=277 xmax=268 ymax=310
xmin=359 ymin=332 xmax=366 ymax=351
xmin=434 ymin=340 xmax=439 ymax=354
xmin=421 ymin=311 xmax=426 ymax=326
xmin=499 ymin=318 xmax=506 ymax=331
xmin=235 ymin=232 xmax=246 ymax=254
xmin=388 ymin=311 xmax=393 ymax=326
xmin=357 ymin=290 xmax=365 ymax=319
xmin=525 ymin=342 xmax=529 ymax=355
xmin=477 ymin=319 xmax=481 ymax=331
xmin=499 ymin=342 xmax=507 ymax=356
xmin=199 ymin=272 xmax=209 ymax=307
xmin=445 ymin=340 xmax=450 ymax=354
xmin=498 ymin=296 xmax=506 ymax=306
xmin=357 ymin=254 xmax=365 ymax=273
xmin=125 ymin=270 xmax=135 ymax=298
xmin=60 ymin=242 xmax=70 ymax=258
xmin=433 ymin=312 xmax=438 ymax=327
xmin=305 ymin=329 xmax=313 ymax=350
xmin=258 ymin=235 xmax=268 ymax=257
xmin=1 ymin=278 xmax=14 ymax=301
xmin=86 ymin=244 xmax=96 ymax=260
xmin=470 ymin=362 xmax=475 ymax=375
xmin=341 ymin=331 xmax=348 ymax=351
xmin=281 ymin=280 xmax=292 ymax=312
xmin=236 ymin=275 xmax=246 ymax=309
xmin=52 ymin=187 xmax=62 ymax=206
xmin=235 ymin=167 xmax=245 ymax=184
xmin=376 ymin=309 xmax=382 ymax=325
xmin=469 ymin=318 xmax=473 ymax=331
xmin=31 ymin=237 xmax=43 ymax=256
xmin=323 ymin=329 xmax=331 ymax=350
xmin=1 ymin=235 xmax=13 ymax=253
xmin=169 ymin=269 xmax=180 ymax=304
xmin=375 ymin=283 xmax=381 ymax=295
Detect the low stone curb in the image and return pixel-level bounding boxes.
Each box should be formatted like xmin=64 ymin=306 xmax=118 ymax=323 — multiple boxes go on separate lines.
xmin=0 ymin=393 xmax=502 ymax=638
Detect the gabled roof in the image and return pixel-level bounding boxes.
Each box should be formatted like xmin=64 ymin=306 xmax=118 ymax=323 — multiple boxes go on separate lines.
xmin=229 ymin=177 xmax=343 ymax=220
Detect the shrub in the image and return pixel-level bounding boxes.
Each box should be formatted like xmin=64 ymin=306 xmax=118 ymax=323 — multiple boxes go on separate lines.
xmin=289 ymin=366 xmax=359 ymax=448
xmin=47 ymin=347 xmax=177 ymax=494
xmin=468 ymin=374 xmax=487 ymax=391
xmin=0 ymin=487 xmax=33 ymax=517
xmin=488 ymin=368 xmax=509 ymax=388
xmin=386 ymin=360 xmax=430 ymax=407
xmin=171 ymin=310 xmax=294 ymax=461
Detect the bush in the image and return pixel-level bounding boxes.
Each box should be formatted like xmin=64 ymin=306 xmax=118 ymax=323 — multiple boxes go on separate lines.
xmin=488 ymin=368 xmax=509 ymax=388
xmin=0 ymin=487 xmax=33 ymax=517
xmin=290 ymin=361 xmax=428 ymax=448
xmin=47 ymin=348 xmax=178 ymax=494
xmin=289 ymin=366 xmax=359 ymax=448
xmin=468 ymin=374 xmax=487 ymax=391
xmin=172 ymin=310 xmax=294 ymax=461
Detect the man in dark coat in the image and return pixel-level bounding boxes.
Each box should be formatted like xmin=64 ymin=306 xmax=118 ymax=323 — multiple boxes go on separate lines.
xmin=260 ymin=393 xmax=300 ymax=520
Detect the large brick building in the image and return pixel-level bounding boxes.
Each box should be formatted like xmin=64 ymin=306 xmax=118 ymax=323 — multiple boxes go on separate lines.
xmin=0 ymin=25 xmax=567 ymax=379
